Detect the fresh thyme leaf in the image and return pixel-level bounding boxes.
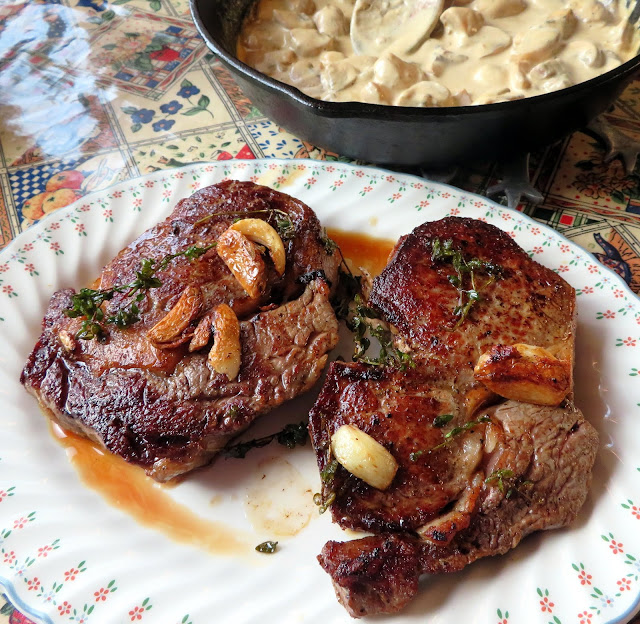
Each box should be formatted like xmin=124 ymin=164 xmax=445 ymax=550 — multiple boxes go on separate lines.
xmin=332 ymin=269 xmax=362 ymax=321
xmin=485 ymin=468 xmax=515 ymax=492
xmin=346 ymin=296 xmax=415 ymax=371
xmin=410 ymin=415 xmax=491 ymax=459
xmin=320 ymin=459 xmax=339 ymax=484
xmin=274 ymin=212 xmax=295 ymax=241
xmin=255 ymin=540 xmax=278 ymax=554
xmin=433 ymin=413 xmax=454 ymax=428
xmin=320 ymin=228 xmax=338 ymax=255
xmin=313 ymin=491 xmax=335 ymax=514
xmin=430 ymin=237 xmax=502 ymax=327
xmin=224 ymin=421 xmax=308 ymax=459
xmin=64 ymin=243 xmax=216 ymax=341
xmin=195 ymin=208 xmax=296 ymax=241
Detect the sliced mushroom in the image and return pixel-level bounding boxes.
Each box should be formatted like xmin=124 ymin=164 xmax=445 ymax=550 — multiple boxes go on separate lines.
xmin=217 ymin=228 xmax=267 ymax=299
xmin=511 ymin=25 xmax=562 ymax=70
xmin=330 ymin=424 xmax=398 ymax=490
xmin=229 ymin=218 xmax=286 ymax=276
xmin=147 ymin=285 xmax=203 ymax=348
xmin=395 ymin=80 xmax=455 ymax=106
xmin=475 ymin=0 xmax=526 ymax=18
xmin=440 ymin=7 xmax=485 ymax=38
xmin=207 ymin=303 xmax=242 ymax=380
xmin=474 ymin=343 xmax=572 ymax=406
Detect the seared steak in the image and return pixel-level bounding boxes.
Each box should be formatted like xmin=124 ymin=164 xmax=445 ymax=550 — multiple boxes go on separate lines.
xmin=22 ymin=181 xmax=340 ymax=481
xmin=309 ymin=217 xmax=597 ymax=617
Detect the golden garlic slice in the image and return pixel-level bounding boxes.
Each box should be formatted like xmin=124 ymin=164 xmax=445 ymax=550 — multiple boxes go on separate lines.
xmin=217 ymin=228 xmax=267 ymax=299
xmin=474 ymin=343 xmax=571 ymax=406
xmin=207 ymin=303 xmax=242 ymax=380
xmin=230 ymin=218 xmax=286 ymax=276
xmin=147 ymin=285 xmax=203 ymax=347
xmin=330 ymin=424 xmax=398 ymax=490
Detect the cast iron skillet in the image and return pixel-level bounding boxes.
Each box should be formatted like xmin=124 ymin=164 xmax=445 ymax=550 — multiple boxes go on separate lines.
xmin=191 ymin=0 xmax=640 ymax=167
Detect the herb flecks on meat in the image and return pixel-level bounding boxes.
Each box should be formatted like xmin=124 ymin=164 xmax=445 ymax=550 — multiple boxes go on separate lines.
xmin=430 ymin=237 xmax=502 ymax=326
xmin=410 ymin=415 xmax=491 ymax=460
xmin=195 ymin=207 xmax=295 ymax=241
xmin=223 ymin=421 xmax=308 ymax=459
xmin=314 ymin=458 xmax=339 ymax=514
xmin=64 ymin=243 xmax=216 ymax=341
xmin=347 ymin=295 xmax=415 ymax=371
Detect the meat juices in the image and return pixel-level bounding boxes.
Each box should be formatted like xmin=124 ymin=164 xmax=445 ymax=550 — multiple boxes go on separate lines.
xmin=309 ymin=217 xmax=598 ymax=617
xmin=21 ymin=181 xmax=341 ymax=482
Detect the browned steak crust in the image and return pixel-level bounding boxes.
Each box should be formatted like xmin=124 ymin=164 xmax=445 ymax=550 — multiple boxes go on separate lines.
xmin=309 ymin=217 xmax=598 ymax=617
xmin=21 ymin=180 xmax=341 ymax=481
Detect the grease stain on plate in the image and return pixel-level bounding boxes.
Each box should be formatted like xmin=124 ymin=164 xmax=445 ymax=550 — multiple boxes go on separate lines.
xmin=245 ymin=456 xmax=316 ymax=537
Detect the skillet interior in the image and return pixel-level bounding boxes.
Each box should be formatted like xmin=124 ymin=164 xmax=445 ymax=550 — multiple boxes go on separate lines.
xmin=191 ymin=0 xmax=640 ymax=167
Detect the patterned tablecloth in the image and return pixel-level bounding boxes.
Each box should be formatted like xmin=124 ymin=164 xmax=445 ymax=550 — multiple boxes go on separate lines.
xmin=1 ymin=0 xmax=640 ymax=621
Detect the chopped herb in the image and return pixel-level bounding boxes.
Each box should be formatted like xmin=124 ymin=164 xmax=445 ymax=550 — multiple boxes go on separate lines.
xmin=255 ymin=540 xmax=278 ymax=554
xmin=486 ymin=469 xmax=533 ymax=503
xmin=64 ymin=243 xmax=216 ymax=341
xmin=430 ymin=238 xmax=502 ymax=327
xmin=224 ymin=421 xmax=308 ymax=459
xmin=332 ymin=268 xmax=362 ymax=321
xmin=433 ymin=413 xmax=454 ymax=428
xmin=320 ymin=228 xmax=338 ymax=255
xmin=410 ymin=415 xmax=491 ymax=460
xmin=313 ymin=491 xmax=336 ymax=515
xmin=485 ymin=468 xmax=515 ymax=492
xmin=347 ymin=296 xmax=415 ymax=371
xmin=320 ymin=459 xmax=339 ymax=484
xmin=313 ymin=458 xmax=340 ymax=514
xmin=195 ymin=208 xmax=296 ymax=241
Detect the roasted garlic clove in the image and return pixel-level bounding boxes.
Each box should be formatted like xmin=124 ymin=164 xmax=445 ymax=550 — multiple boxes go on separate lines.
xmin=147 ymin=285 xmax=203 ymax=347
xmin=217 ymin=228 xmax=267 ymax=299
xmin=207 ymin=303 xmax=242 ymax=380
xmin=474 ymin=343 xmax=571 ymax=406
xmin=330 ymin=424 xmax=398 ymax=490
xmin=230 ymin=218 xmax=286 ymax=276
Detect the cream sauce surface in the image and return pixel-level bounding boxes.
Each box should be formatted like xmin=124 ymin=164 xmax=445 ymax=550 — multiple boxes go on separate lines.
xmin=238 ymin=0 xmax=639 ymax=106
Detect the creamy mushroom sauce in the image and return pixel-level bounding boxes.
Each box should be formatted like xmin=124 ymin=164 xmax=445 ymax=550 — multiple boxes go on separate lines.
xmin=237 ymin=0 xmax=639 ymax=106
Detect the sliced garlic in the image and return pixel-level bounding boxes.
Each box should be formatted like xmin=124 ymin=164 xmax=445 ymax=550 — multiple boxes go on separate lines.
xmin=230 ymin=218 xmax=287 ymax=276
xmin=207 ymin=303 xmax=242 ymax=380
xmin=217 ymin=228 xmax=267 ymax=299
xmin=147 ymin=285 xmax=203 ymax=347
xmin=330 ymin=424 xmax=398 ymax=490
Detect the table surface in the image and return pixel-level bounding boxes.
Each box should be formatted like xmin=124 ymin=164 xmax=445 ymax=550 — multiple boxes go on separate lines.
xmin=1 ymin=0 xmax=640 ymax=622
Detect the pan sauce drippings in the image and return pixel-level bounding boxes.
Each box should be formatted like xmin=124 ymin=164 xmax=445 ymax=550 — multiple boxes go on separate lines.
xmin=237 ymin=0 xmax=640 ymax=106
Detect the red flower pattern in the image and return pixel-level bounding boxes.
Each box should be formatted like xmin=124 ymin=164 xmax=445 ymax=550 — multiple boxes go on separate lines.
xmin=578 ymin=610 xmax=592 ymax=624
xmin=617 ymin=577 xmax=631 ymax=591
xmin=27 ymin=577 xmax=40 ymax=591
xmin=64 ymin=567 xmax=79 ymax=581
xmin=57 ymin=601 xmax=72 ymax=615
xmin=94 ymin=587 xmax=110 ymax=601
xmin=603 ymin=310 xmax=616 ymax=319
xmin=129 ymin=606 xmax=145 ymax=621
xmin=578 ymin=569 xmax=592 ymax=585
xmin=37 ymin=545 xmax=52 ymax=557
xmin=539 ymin=596 xmax=554 ymax=612
xmin=609 ymin=539 xmax=624 ymax=554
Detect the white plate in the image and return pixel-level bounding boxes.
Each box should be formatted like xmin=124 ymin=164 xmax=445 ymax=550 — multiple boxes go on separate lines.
xmin=1 ymin=160 xmax=639 ymax=624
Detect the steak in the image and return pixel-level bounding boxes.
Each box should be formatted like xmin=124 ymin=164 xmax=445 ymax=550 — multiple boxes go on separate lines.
xmin=309 ymin=217 xmax=598 ymax=617
xmin=22 ymin=180 xmax=341 ymax=481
